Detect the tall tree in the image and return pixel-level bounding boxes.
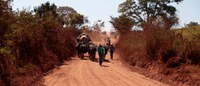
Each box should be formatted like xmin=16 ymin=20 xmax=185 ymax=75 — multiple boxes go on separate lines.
xmin=34 ymin=1 xmax=57 ymax=18
xmin=186 ymin=21 xmax=199 ymax=27
xmin=0 ymin=0 xmax=12 ymax=14
xmin=93 ymin=20 xmax=104 ymax=32
xmin=118 ymin=0 xmax=183 ymax=29
xmin=57 ymin=6 xmax=77 ymax=17
xmin=57 ymin=6 xmax=88 ymax=28
xmin=34 ymin=3 xmax=87 ymax=28
xmin=110 ymin=15 xmax=134 ymax=33
xmin=0 ymin=0 xmax=13 ymax=46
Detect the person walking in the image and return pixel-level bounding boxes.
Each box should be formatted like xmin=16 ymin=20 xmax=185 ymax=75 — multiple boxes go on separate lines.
xmin=97 ymin=44 xmax=105 ymax=66
xmin=103 ymin=44 xmax=108 ymax=61
xmin=110 ymin=43 xmax=115 ymax=60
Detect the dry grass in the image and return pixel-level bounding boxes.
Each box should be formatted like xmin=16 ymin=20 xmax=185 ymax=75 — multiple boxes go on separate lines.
xmin=0 ymin=10 xmax=80 ymax=86
xmin=116 ymin=31 xmax=148 ymax=67
xmin=116 ymin=25 xmax=200 ymax=85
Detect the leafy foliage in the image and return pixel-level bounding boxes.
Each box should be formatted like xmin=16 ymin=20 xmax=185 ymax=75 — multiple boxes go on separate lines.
xmin=186 ymin=21 xmax=199 ymax=27
xmin=34 ymin=1 xmax=57 ymax=18
xmin=110 ymin=15 xmax=134 ymax=33
xmin=57 ymin=6 xmax=87 ymax=27
xmin=0 ymin=0 xmax=12 ymax=14
xmin=67 ymin=13 xmax=86 ymax=28
xmin=0 ymin=1 xmax=83 ymax=86
xmin=117 ymin=0 xmax=182 ymax=29
xmin=34 ymin=3 xmax=88 ymax=28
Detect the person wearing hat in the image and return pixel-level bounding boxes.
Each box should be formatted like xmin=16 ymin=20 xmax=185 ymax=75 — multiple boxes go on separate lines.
xmin=77 ymin=33 xmax=91 ymax=44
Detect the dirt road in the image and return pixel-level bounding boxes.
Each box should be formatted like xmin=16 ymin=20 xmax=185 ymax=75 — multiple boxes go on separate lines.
xmin=43 ymin=36 xmax=168 ymax=86
xmin=43 ymin=53 xmax=168 ymax=86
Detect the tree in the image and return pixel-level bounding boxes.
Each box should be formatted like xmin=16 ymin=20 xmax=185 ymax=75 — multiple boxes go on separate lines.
xmin=57 ymin=6 xmax=88 ymax=28
xmin=34 ymin=1 xmax=57 ymax=18
xmin=118 ymin=0 xmax=183 ymax=29
xmin=57 ymin=6 xmax=77 ymax=17
xmin=0 ymin=0 xmax=13 ymax=47
xmin=0 ymin=0 xmax=12 ymax=14
xmin=186 ymin=21 xmax=199 ymax=27
xmin=92 ymin=20 xmax=104 ymax=32
xmin=67 ymin=13 xmax=87 ymax=28
xmin=110 ymin=15 xmax=134 ymax=33
xmin=56 ymin=6 xmax=76 ymax=25
xmin=34 ymin=3 xmax=87 ymax=28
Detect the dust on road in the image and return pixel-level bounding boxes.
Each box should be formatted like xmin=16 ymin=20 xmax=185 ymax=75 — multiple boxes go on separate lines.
xmin=43 ymin=35 xmax=168 ymax=86
xmin=43 ymin=53 xmax=168 ymax=86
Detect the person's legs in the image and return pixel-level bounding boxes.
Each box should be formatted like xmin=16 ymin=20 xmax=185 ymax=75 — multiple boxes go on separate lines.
xmin=111 ymin=53 xmax=113 ymax=60
xmin=99 ymin=54 xmax=103 ymax=66
xmin=99 ymin=54 xmax=101 ymax=65
xmin=110 ymin=52 xmax=113 ymax=60
xmin=103 ymin=54 xmax=106 ymax=61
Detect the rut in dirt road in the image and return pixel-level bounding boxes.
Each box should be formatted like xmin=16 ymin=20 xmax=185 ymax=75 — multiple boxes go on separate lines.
xmin=43 ymin=53 xmax=168 ymax=86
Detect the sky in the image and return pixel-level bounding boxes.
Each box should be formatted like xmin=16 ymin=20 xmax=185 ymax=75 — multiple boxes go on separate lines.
xmin=12 ymin=0 xmax=200 ymax=31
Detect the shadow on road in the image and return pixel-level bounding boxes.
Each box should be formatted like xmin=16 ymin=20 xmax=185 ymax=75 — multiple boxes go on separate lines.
xmin=101 ymin=65 xmax=109 ymax=67
xmin=104 ymin=59 xmax=110 ymax=63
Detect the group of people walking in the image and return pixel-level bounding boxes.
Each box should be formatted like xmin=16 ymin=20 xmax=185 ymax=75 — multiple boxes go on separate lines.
xmin=76 ymin=33 xmax=115 ymax=66
xmin=97 ymin=42 xmax=115 ymax=66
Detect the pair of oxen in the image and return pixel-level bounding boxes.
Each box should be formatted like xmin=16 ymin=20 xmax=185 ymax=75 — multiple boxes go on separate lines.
xmin=76 ymin=42 xmax=97 ymax=61
xmin=76 ymin=42 xmax=111 ymax=61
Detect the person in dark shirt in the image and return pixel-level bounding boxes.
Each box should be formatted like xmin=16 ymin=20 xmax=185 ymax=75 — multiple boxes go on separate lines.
xmin=97 ymin=44 xmax=105 ymax=66
xmin=109 ymin=43 xmax=115 ymax=60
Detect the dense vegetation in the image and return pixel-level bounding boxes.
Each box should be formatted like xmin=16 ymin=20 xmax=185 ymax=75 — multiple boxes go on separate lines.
xmin=0 ymin=1 xmax=85 ymax=86
xmin=1 ymin=0 xmax=199 ymax=85
xmin=111 ymin=0 xmax=200 ymax=85
xmin=115 ymin=26 xmax=200 ymax=85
